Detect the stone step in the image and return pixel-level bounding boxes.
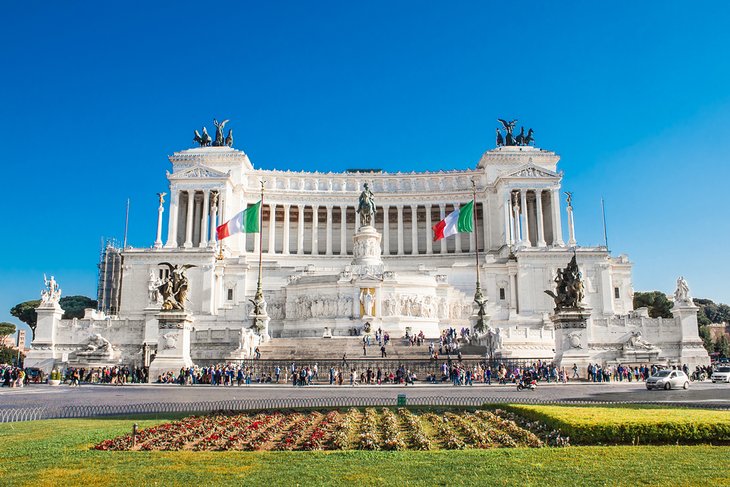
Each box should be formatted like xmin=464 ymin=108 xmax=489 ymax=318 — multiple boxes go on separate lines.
xmin=256 ymin=337 xmax=483 ymax=360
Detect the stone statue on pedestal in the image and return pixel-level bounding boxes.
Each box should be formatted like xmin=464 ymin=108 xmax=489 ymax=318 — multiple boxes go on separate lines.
xmin=674 ymin=276 xmax=692 ymax=305
xmin=357 ymin=183 xmax=376 ymax=227
xmin=544 ymin=255 xmax=585 ymax=311
xmin=41 ymin=274 xmax=62 ymax=304
xmin=157 ymin=263 xmax=195 ymax=311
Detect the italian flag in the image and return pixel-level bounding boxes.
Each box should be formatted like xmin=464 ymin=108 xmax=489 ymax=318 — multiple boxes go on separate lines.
xmin=216 ymin=200 xmax=261 ymax=240
xmin=432 ymin=200 xmax=474 ymax=241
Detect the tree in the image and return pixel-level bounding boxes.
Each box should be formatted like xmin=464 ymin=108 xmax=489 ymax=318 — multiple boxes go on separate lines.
xmin=59 ymin=296 xmax=98 ymax=320
xmin=10 ymin=296 xmax=98 ymax=340
xmin=715 ymin=335 xmax=730 ymax=358
xmin=0 ymin=322 xmax=16 ymax=343
xmin=633 ymin=291 xmax=673 ymax=319
xmin=0 ymin=346 xmax=24 ymax=366
xmin=699 ymin=325 xmax=714 ymax=353
xmin=10 ymin=300 xmax=40 ymax=340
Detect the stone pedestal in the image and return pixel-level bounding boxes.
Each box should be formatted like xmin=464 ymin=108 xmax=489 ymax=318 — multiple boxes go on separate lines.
xmin=148 ymin=311 xmax=193 ymax=382
xmin=672 ymin=302 xmax=711 ymax=368
xmin=250 ymin=312 xmax=271 ymax=343
xmin=551 ymin=307 xmax=592 ymax=371
xmin=352 ymin=225 xmax=382 ymax=266
xmin=24 ymin=302 xmax=64 ymax=373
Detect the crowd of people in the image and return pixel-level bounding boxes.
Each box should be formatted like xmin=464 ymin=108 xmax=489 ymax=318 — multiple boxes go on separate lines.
xmin=63 ymin=366 xmax=148 ymax=385
xmin=1 ymin=364 xmax=26 ymax=388
xmin=3 ymin=356 xmax=723 ymax=387
xmin=584 ymin=362 xmax=715 ymax=382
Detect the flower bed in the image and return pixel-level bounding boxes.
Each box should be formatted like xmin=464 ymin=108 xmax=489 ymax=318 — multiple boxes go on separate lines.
xmin=94 ymin=408 xmax=558 ymax=451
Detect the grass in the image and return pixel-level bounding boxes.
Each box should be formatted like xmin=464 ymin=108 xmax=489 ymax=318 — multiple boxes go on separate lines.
xmin=1 ymin=410 xmax=729 ymax=486
xmin=503 ymin=404 xmax=730 ymax=445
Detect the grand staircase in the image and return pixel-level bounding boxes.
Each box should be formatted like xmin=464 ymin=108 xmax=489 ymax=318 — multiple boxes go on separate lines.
xmin=256 ymin=337 xmax=485 ymax=361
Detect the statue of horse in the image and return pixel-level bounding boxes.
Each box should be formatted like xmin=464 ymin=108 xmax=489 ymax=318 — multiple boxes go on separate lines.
xmin=357 ymin=183 xmax=376 ymax=227
xmin=524 ymin=128 xmax=535 ymax=146
xmin=515 ymin=126 xmax=525 ymax=146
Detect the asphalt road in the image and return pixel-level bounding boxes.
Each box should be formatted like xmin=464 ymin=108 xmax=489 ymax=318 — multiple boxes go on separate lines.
xmin=1 ymin=381 xmax=729 ymax=409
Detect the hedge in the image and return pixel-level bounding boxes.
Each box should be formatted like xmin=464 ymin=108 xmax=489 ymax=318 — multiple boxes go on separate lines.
xmin=501 ymin=404 xmax=730 ymax=445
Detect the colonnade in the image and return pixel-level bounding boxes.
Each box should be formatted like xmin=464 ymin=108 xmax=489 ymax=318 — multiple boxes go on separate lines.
xmin=165 ymin=189 xmax=222 ymax=249
xmin=163 ymin=188 xmax=566 ymax=252
xmin=244 ymin=202 xmax=487 ymax=256
xmin=504 ymin=188 xmax=564 ymax=248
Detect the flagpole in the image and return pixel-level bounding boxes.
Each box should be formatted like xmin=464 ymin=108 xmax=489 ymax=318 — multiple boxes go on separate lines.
xmin=471 ymin=179 xmax=481 ymax=292
xmin=255 ymin=180 xmax=265 ymax=304
xmin=471 ymin=178 xmax=486 ymax=333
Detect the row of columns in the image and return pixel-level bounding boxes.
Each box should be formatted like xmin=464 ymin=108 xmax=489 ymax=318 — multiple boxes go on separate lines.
xmin=162 ymin=190 xmax=567 ymax=252
xmin=504 ymin=188 xmax=564 ymax=248
xmin=164 ymin=189 xmax=222 ymax=249
xmin=250 ymin=203 xmax=482 ymax=256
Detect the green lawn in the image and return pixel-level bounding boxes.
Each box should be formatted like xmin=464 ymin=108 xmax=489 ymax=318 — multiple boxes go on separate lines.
xmin=1 ymin=415 xmax=728 ymax=486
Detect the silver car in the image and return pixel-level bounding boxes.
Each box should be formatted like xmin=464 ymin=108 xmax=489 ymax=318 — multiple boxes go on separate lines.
xmin=646 ymin=370 xmax=689 ymax=390
xmin=711 ymin=366 xmax=730 ymax=383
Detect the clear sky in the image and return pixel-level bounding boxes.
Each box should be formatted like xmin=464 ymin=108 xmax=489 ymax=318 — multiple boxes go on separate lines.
xmin=2 ymin=2 xmax=730 ymax=342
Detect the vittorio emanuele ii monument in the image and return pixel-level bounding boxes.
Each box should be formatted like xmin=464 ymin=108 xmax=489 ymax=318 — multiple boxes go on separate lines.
xmin=25 ymin=118 xmax=709 ymax=377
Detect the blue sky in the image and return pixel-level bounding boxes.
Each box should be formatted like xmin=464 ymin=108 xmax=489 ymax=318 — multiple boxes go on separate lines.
xmin=2 ymin=2 xmax=730 ymax=342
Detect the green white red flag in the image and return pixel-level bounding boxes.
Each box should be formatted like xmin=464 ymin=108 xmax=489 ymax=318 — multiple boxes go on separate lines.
xmin=432 ymin=200 xmax=474 ymax=241
xmin=216 ymin=200 xmax=261 ymax=240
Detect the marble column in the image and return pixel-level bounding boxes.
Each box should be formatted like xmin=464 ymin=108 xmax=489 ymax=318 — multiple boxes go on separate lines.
xmin=536 ymin=189 xmax=546 ymax=248
xmin=268 ymin=203 xmax=276 ymax=253
xmin=297 ymin=204 xmax=305 ymax=255
xmin=382 ymin=204 xmax=390 ymax=255
xmin=551 ymin=189 xmax=565 ymax=246
xmin=567 ymin=204 xmax=577 ymax=247
xmin=513 ymin=194 xmax=522 ymax=246
xmin=325 ymin=205 xmax=333 ymax=255
xmin=282 ymin=204 xmax=290 ymax=255
xmin=520 ymin=189 xmax=531 ymax=247
xmin=509 ymin=268 xmax=518 ymax=314
xmin=209 ymin=192 xmax=218 ymax=248
xmin=199 ymin=190 xmax=209 ymax=248
xmin=165 ymin=190 xmax=179 ymax=248
xmin=397 ymin=205 xmax=404 ymax=255
xmin=454 ymin=203 xmax=462 ymax=253
xmin=184 ymin=190 xmax=194 ymax=248
xmin=311 ymin=205 xmax=319 ymax=255
xmin=504 ymin=193 xmax=512 ymax=246
xmin=411 ymin=205 xmax=418 ymax=255
xmin=154 ymin=195 xmax=165 ymax=249
xmin=339 ymin=205 xmax=347 ymax=256
xmin=425 ymin=203 xmax=432 ymax=254
xmin=439 ymin=204 xmax=447 ymax=253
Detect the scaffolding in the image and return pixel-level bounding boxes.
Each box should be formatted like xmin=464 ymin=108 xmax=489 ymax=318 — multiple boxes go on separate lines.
xmin=97 ymin=238 xmax=123 ymax=316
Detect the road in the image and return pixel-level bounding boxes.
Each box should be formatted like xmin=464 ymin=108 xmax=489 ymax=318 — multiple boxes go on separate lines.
xmin=1 ymin=381 xmax=729 ymax=409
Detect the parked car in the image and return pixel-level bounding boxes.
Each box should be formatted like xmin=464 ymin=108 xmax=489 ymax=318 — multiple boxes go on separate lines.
xmin=711 ymin=366 xmax=730 ymax=383
xmin=646 ymin=370 xmax=689 ymax=390
xmin=24 ymin=367 xmax=44 ymax=384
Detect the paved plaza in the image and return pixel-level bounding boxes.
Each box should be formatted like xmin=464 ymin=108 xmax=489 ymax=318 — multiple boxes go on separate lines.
xmin=1 ymin=381 xmax=728 ymax=410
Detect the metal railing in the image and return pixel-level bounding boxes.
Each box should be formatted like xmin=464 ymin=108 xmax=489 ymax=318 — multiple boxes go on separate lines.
xmin=1 ymin=395 xmax=728 ymax=424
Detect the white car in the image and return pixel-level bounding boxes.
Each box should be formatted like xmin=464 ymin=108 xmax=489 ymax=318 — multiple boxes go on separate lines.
xmin=646 ymin=370 xmax=689 ymax=390
xmin=711 ymin=366 xmax=730 ymax=383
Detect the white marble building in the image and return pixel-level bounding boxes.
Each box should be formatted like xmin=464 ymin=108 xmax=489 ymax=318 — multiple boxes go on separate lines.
xmin=25 ymin=134 xmax=710 ymax=372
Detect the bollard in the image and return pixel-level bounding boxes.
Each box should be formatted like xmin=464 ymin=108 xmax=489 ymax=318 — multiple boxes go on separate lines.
xmin=132 ymin=423 xmax=138 ymax=447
